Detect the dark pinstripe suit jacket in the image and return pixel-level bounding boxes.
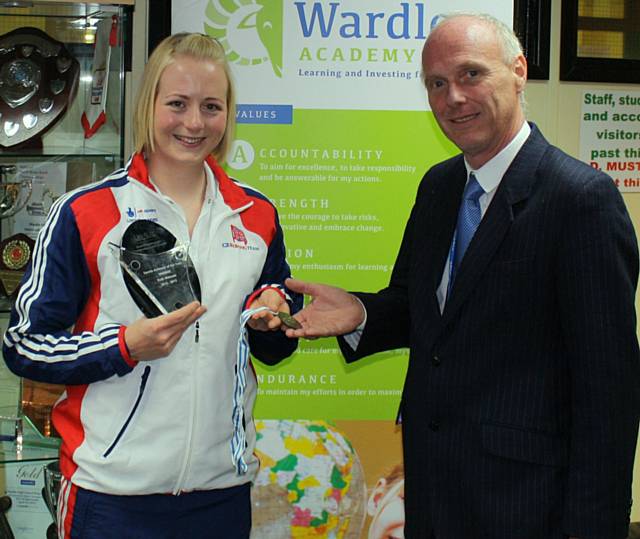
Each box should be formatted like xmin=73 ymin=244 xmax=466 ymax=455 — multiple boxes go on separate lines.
xmin=339 ymin=125 xmax=640 ymax=539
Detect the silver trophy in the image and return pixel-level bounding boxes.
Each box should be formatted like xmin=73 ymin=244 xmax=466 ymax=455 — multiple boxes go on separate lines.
xmin=0 ymin=165 xmax=31 ymax=218
xmin=42 ymin=460 xmax=61 ymax=525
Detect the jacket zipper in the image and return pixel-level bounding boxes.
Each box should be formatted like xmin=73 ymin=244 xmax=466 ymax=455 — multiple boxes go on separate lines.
xmin=103 ymin=365 xmax=151 ymax=457
xmin=171 ymin=200 xmax=251 ymax=493
xmin=173 ymin=322 xmax=200 ymax=494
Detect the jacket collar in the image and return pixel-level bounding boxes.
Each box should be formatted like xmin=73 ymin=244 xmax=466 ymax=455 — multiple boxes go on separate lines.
xmin=126 ymin=153 xmax=254 ymax=211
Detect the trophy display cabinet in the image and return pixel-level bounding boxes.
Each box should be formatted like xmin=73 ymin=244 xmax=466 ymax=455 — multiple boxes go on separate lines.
xmin=0 ymin=0 xmax=132 ymax=459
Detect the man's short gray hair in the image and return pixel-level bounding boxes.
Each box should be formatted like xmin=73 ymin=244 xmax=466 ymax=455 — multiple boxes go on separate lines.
xmin=427 ymin=12 xmax=524 ymax=67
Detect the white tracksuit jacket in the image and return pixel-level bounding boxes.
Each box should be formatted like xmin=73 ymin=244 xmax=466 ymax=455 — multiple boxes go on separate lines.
xmin=3 ymin=153 xmax=301 ymax=495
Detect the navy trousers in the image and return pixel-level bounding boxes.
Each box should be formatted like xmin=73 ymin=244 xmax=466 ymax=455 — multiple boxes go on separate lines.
xmin=63 ymin=483 xmax=251 ymax=539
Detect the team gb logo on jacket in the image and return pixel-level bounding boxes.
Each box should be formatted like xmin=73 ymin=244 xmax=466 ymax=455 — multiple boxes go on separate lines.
xmin=223 ymin=224 xmax=259 ymax=251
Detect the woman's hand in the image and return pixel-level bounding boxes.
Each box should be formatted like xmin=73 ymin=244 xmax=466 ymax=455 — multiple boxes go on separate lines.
xmin=124 ymin=302 xmax=207 ymax=361
xmin=247 ymin=288 xmax=289 ymax=331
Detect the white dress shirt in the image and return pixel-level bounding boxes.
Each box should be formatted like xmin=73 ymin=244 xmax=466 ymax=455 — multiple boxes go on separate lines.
xmin=436 ymin=121 xmax=531 ymax=312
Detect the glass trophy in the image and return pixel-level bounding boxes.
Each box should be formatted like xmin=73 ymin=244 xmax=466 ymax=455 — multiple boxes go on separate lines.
xmin=115 ymin=220 xmax=201 ymax=318
xmin=19 ymin=380 xmax=60 ymax=442
xmin=0 ymin=406 xmax=23 ymax=452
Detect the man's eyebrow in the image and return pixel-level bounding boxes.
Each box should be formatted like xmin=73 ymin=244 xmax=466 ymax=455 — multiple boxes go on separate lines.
xmin=422 ymin=71 xmax=441 ymax=81
xmin=458 ymin=61 xmax=486 ymax=71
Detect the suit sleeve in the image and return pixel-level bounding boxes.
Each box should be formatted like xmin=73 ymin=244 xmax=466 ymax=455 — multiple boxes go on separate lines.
xmin=247 ymin=212 xmax=301 ymax=365
xmin=338 ymin=183 xmax=426 ymax=362
xmin=2 ymin=199 xmax=135 ymax=385
xmin=557 ymin=172 xmax=640 ymax=539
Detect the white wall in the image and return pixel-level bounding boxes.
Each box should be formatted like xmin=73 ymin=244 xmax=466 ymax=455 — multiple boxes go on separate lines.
xmin=525 ymin=0 xmax=640 ymax=521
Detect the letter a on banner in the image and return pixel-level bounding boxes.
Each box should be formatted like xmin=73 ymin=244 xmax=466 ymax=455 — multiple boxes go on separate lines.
xmin=81 ymin=16 xmax=117 ymax=138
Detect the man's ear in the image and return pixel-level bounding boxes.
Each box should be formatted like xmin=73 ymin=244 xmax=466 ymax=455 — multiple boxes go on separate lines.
xmin=513 ymin=53 xmax=528 ymax=93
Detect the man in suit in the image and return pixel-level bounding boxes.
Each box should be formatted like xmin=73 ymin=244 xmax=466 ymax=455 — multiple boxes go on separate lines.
xmin=285 ymin=12 xmax=640 ymax=539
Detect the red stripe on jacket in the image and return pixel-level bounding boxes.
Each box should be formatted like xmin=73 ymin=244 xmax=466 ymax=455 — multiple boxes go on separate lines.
xmin=53 ymin=187 xmax=122 ymax=481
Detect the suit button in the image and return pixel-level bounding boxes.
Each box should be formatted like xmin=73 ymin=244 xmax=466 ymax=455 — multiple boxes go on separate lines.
xmin=428 ymin=420 xmax=440 ymax=431
xmin=432 ymin=355 xmax=441 ymax=366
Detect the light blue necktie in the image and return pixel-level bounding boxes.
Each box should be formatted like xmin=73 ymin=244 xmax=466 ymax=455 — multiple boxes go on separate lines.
xmin=448 ymin=173 xmax=484 ymax=294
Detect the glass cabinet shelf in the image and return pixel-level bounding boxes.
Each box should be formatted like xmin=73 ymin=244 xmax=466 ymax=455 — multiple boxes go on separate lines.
xmin=0 ymin=1 xmax=127 ymax=164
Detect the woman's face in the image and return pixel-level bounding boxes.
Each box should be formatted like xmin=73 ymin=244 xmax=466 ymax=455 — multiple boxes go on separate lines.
xmin=368 ymin=478 xmax=405 ymax=539
xmin=151 ymin=54 xmax=228 ymax=170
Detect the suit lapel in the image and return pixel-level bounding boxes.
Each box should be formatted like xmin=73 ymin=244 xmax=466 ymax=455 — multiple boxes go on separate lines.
xmin=440 ymin=125 xmax=549 ymax=326
xmin=420 ymin=159 xmax=467 ymax=319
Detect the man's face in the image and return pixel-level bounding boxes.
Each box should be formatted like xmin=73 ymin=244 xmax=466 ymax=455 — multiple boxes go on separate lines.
xmin=422 ymin=17 xmax=527 ymax=169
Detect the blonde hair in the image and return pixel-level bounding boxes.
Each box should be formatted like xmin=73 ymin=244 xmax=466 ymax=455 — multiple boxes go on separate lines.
xmin=132 ymin=33 xmax=236 ymax=163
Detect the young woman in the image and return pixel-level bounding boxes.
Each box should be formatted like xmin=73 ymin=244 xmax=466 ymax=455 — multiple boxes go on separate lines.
xmin=3 ymin=33 xmax=300 ymax=538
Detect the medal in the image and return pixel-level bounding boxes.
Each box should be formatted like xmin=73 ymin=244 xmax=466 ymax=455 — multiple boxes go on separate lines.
xmin=276 ymin=311 xmax=301 ymax=329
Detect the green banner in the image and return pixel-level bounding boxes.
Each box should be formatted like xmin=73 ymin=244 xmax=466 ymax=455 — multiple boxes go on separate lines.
xmin=231 ymin=109 xmax=457 ymax=419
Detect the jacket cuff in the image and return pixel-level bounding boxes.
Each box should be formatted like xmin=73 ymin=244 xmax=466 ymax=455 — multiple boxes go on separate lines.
xmin=118 ymin=326 xmax=138 ymax=368
xmin=244 ymin=284 xmax=288 ymax=309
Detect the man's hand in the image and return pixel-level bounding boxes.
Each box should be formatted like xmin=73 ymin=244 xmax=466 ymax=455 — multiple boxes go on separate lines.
xmin=283 ymin=278 xmax=365 ymax=338
xmin=247 ymin=288 xmax=289 ymax=331
xmin=124 ymin=301 xmax=206 ymax=361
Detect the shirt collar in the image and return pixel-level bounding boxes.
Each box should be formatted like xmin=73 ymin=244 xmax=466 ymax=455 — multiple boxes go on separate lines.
xmin=204 ymin=161 xmax=217 ymax=203
xmin=464 ymin=121 xmax=531 ymax=194
xmin=148 ymin=161 xmax=217 ymax=204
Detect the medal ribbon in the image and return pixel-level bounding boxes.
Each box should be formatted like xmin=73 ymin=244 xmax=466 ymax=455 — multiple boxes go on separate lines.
xmin=231 ymin=306 xmax=270 ymax=475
